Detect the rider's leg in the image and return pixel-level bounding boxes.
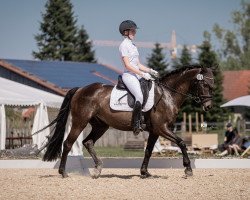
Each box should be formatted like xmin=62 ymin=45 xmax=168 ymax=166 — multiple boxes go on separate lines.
xmin=122 ymin=73 xmax=143 ymax=134
xmin=132 ymin=101 xmax=143 ymax=134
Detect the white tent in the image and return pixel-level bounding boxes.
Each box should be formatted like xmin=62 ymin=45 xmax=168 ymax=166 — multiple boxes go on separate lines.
xmin=0 ymin=77 xmax=63 ymax=108
xmin=221 ymin=95 xmax=250 ymax=107
xmin=0 ymin=77 xmax=82 ymax=155
xmin=152 ymin=138 xmax=165 ymax=153
xmin=0 ymin=104 xmax=6 ymax=150
xmin=31 ymin=102 xmax=50 ymax=150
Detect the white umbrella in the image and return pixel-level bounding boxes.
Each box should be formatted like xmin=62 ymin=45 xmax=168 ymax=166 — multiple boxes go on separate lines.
xmin=221 ymin=95 xmax=250 ymax=107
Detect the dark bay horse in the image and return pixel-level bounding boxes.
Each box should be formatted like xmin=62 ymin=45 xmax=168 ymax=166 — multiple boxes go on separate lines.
xmin=41 ymin=66 xmax=214 ymax=178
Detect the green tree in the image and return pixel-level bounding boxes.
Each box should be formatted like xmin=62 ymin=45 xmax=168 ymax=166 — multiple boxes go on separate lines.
xmin=198 ymin=33 xmax=228 ymax=122
xmin=73 ymin=26 xmax=96 ymax=62
xmin=33 ymin=0 xmax=78 ymax=61
xmin=172 ymin=45 xmax=193 ymax=69
xmin=174 ymin=45 xmax=200 ymax=121
xmin=179 ymin=45 xmax=193 ymax=67
xmin=147 ymin=43 xmax=169 ymax=77
xmin=212 ymin=1 xmax=250 ymax=70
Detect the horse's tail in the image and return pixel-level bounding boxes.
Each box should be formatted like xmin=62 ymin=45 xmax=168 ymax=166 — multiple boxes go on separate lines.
xmin=43 ymin=87 xmax=79 ymax=161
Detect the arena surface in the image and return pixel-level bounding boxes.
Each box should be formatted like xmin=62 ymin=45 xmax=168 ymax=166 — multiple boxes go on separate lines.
xmin=0 ymin=168 xmax=249 ymax=200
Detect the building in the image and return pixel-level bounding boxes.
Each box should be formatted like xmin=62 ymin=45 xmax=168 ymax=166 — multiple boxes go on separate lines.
xmin=0 ymin=59 xmax=122 ymax=96
xmin=222 ymin=70 xmax=250 ymax=101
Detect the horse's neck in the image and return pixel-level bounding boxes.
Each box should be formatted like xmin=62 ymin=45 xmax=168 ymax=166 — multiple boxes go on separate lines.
xmin=169 ymin=76 xmax=190 ymax=108
xmin=162 ymin=70 xmax=198 ymax=109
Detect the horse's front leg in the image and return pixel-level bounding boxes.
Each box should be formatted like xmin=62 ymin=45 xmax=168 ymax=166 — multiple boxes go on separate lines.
xmin=140 ymin=133 xmax=159 ymax=178
xmin=158 ymin=126 xmax=193 ymax=177
xmin=177 ymin=137 xmax=193 ymax=176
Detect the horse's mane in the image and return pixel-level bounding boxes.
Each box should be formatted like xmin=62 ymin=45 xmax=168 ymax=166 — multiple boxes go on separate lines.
xmin=160 ymin=64 xmax=203 ymax=80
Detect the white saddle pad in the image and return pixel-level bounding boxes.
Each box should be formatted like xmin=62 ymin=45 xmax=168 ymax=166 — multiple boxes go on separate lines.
xmin=110 ymin=82 xmax=155 ymax=112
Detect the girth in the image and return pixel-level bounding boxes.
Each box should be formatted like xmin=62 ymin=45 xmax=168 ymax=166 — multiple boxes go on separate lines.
xmin=116 ymin=75 xmax=152 ymax=108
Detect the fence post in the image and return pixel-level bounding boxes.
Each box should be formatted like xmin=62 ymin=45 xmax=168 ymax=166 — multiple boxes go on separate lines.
xmin=188 ymin=114 xmax=192 ymax=134
xmin=201 ymin=114 xmax=204 ymax=133
xmin=195 ymin=112 xmax=199 ymax=133
xmin=181 ymin=112 xmax=187 ymax=139
xmin=181 ymin=112 xmax=187 ymax=135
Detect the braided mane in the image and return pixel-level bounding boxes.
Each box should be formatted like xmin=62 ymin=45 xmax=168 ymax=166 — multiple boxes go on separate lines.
xmin=160 ymin=65 xmax=203 ymax=80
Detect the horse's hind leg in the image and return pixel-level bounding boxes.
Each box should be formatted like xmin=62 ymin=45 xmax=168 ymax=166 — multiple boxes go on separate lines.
xmin=82 ymin=118 xmax=109 ymax=179
xmin=59 ymin=122 xmax=86 ymax=178
xmin=140 ymin=133 xmax=159 ymax=178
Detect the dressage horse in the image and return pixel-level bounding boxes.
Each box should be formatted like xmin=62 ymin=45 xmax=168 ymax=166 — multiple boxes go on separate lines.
xmin=40 ymin=66 xmax=214 ymax=178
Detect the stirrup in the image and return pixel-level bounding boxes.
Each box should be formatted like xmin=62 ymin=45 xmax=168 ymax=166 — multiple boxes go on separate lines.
xmin=133 ymin=126 xmax=144 ymax=135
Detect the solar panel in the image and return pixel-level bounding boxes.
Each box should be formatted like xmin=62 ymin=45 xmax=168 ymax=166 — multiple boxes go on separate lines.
xmin=4 ymin=59 xmax=120 ymax=88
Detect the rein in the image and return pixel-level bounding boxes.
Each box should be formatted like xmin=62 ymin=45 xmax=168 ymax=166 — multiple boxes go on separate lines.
xmin=160 ymin=81 xmax=201 ymax=102
xmin=153 ymin=74 xmax=214 ymax=110
xmin=156 ymin=81 xmax=201 ymax=103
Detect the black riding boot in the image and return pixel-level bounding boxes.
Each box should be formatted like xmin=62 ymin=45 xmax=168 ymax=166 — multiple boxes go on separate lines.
xmin=132 ymin=101 xmax=143 ymax=135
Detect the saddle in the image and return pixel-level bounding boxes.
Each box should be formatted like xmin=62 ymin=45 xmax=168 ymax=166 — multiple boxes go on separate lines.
xmin=116 ymin=75 xmax=152 ymax=108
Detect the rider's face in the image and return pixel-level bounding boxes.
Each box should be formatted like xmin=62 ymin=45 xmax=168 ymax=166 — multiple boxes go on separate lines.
xmin=128 ymin=29 xmax=136 ymax=40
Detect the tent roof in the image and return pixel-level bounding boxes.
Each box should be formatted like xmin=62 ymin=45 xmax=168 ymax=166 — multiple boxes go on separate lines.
xmin=221 ymin=95 xmax=250 ymax=108
xmin=0 ymin=77 xmax=63 ymax=108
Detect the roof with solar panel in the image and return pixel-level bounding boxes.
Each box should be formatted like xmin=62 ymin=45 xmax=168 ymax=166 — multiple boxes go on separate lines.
xmin=1 ymin=59 xmax=121 ymax=89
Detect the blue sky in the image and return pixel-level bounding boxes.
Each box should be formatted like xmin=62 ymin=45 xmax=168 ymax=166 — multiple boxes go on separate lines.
xmin=0 ymin=0 xmax=241 ymax=70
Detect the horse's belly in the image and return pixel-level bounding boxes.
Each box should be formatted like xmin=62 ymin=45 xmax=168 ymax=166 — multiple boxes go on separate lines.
xmin=96 ymin=109 xmax=133 ymax=131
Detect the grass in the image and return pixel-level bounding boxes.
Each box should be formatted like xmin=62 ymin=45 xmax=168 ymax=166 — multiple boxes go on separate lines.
xmin=83 ymin=146 xmax=145 ymax=157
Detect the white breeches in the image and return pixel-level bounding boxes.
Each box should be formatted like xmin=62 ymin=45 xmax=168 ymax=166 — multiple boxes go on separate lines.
xmin=122 ymin=73 xmax=143 ymax=104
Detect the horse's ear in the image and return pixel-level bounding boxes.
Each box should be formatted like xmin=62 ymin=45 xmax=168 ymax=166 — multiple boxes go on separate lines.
xmin=200 ymin=67 xmax=207 ymax=73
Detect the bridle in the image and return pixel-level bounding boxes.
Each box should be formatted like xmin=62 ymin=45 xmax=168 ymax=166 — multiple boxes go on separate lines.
xmin=193 ymin=73 xmax=214 ymax=104
xmin=154 ymin=72 xmax=214 ymax=109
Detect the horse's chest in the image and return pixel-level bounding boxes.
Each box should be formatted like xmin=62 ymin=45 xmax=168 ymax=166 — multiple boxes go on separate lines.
xmin=163 ymin=91 xmax=175 ymax=113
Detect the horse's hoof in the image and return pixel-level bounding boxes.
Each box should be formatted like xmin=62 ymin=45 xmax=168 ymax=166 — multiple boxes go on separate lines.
xmin=184 ymin=168 xmax=193 ymax=177
xmin=62 ymin=172 xmax=69 ymax=178
xmin=140 ymin=171 xmax=152 ymax=179
xmin=91 ymin=168 xmax=101 ymax=179
xmin=59 ymin=169 xmax=69 ymax=178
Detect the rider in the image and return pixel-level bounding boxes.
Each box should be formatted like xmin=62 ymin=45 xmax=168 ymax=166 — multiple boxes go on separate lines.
xmin=119 ymin=20 xmax=159 ymax=135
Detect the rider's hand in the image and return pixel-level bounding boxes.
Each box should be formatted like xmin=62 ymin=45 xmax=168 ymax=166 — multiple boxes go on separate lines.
xmin=141 ymin=72 xmax=153 ymax=80
xmin=149 ymin=68 xmax=159 ymax=78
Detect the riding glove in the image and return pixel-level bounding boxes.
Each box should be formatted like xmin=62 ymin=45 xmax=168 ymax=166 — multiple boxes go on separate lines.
xmin=149 ymin=69 xmax=159 ymax=78
xmin=141 ymin=72 xmax=153 ymax=80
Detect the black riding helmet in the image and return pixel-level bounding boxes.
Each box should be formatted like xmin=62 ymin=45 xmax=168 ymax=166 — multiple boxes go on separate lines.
xmin=119 ymin=20 xmax=138 ymax=35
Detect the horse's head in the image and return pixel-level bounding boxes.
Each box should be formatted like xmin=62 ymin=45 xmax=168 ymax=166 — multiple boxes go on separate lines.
xmin=192 ymin=67 xmax=214 ymax=111
xmin=159 ymin=66 xmax=215 ymax=112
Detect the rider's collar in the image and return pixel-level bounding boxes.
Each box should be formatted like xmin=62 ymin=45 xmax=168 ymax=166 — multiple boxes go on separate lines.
xmin=124 ymin=36 xmax=132 ymax=41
